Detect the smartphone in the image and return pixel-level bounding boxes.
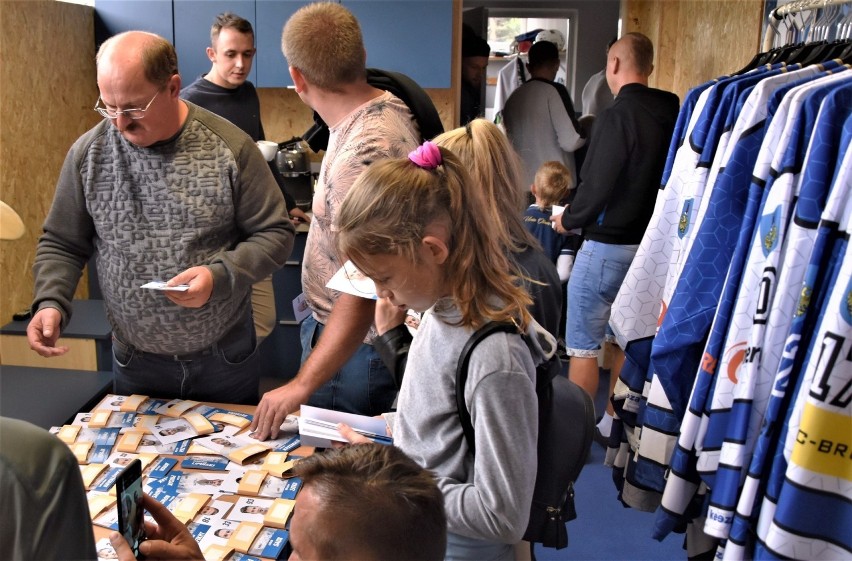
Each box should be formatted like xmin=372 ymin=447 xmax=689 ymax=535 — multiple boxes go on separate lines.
xmin=115 ymin=459 xmax=146 ymax=557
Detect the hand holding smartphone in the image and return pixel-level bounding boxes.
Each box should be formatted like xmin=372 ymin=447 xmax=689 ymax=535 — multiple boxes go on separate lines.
xmin=115 ymin=459 xmax=146 ymax=558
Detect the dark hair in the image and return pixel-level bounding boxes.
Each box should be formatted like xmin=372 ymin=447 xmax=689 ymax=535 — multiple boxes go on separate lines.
xmin=293 ymin=444 xmax=446 ymax=561
xmin=528 ymin=40 xmax=559 ymax=69
xmin=211 ymin=12 xmax=254 ymax=45
xmin=462 ymin=24 xmax=490 ymax=58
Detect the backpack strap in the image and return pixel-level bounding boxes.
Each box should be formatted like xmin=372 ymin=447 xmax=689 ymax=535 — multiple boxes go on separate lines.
xmin=301 ymin=67 xmax=444 ymax=152
xmin=455 ymin=322 xmax=518 ymax=455
xmin=527 ymin=77 xmax=585 ymax=137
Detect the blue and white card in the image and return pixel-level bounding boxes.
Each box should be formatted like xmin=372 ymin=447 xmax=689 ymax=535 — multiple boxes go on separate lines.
xmin=182 ymin=455 xmax=230 ymax=471
xmin=280 ymin=477 xmax=302 ymax=500
xmin=249 ymin=527 xmax=289 ymax=558
xmin=92 ymin=466 xmax=123 ymax=492
xmin=147 ymin=457 xmax=178 ymax=480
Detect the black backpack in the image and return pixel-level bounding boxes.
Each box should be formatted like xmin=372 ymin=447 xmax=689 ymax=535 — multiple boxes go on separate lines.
xmin=302 ymin=68 xmax=445 ymax=153
xmin=455 ymin=322 xmax=595 ymax=549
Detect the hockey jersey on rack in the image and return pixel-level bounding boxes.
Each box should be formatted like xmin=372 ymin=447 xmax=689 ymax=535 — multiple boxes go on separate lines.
xmin=756 ymin=189 xmax=852 ymax=559
xmin=617 ymin=65 xmax=791 ymax=512
xmin=653 ymin=67 xmax=851 ymax=542
xmin=725 ymin=79 xmax=852 ymax=561
xmin=704 ymin=72 xmax=852 ymax=543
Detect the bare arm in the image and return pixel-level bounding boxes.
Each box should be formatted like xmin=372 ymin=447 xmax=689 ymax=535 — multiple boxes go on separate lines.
xmin=250 ymin=293 xmax=376 ymax=440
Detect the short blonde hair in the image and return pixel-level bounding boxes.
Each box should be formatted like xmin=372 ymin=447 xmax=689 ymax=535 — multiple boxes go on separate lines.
xmin=336 ymin=147 xmax=532 ymax=330
xmin=281 ymin=2 xmax=366 ymax=91
xmin=534 ymin=161 xmax=572 ymax=208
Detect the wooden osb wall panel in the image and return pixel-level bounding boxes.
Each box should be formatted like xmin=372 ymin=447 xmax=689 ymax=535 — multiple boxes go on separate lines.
xmin=0 ymin=1 xmax=100 ymax=329
xmin=256 ymin=89 xmax=317 ymax=157
xmin=257 ymin=87 xmax=456 ymax=156
xmin=426 ymin=89 xmax=458 ymax=136
xmin=623 ymin=0 xmax=764 ymax=100
xmin=257 ymin=0 xmax=461 ymax=149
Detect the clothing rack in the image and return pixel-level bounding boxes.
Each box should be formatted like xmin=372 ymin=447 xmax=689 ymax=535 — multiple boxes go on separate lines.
xmin=763 ymin=0 xmax=852 ymax=50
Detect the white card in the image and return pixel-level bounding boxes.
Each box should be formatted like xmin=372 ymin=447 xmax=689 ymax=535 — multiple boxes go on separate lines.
xmin=292 ymin=292 xmax=312 ymax=322
xmin=99 ymin=394 xmax=127 ymax=411
xmin=151 ymin=418 xmax=195 ymax=445
xmin=194 ymin=499 xmax=233 ymax=520
xmin=325 ymin=260 xmax=377 ymax=300
xmin=228 ymin=497 xmax=275 ymax=523
xmin=176 ymin=472 xmax=228 ymax=495
xmin=140 ymin=281 xmax=190 ymax=291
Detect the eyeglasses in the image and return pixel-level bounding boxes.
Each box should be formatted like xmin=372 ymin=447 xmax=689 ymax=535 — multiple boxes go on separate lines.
xmin=93 ymin=90 xmax=160 ymax=120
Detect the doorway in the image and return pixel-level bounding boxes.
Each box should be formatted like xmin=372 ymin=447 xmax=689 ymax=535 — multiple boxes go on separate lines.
xmin=464 ymin=7 xmax=579 ymax=121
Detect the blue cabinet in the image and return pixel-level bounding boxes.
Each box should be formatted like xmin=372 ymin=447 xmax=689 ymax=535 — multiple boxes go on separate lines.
xmin=173 ymin=0 xmax=257 ymax=87
xmin=96 ymin=0 xmax=453 ymax=89
xmin=95 ymin=0 xmax=174 ymax=47
xmin=255 ymin=0 xmax=309 ymax=88
xmin=344 ymin=0 xmax=452 ymax=88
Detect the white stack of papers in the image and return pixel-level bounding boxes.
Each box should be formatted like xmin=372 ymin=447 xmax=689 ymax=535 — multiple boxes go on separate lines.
xmin=297 ymin=405 xmax=391 ymax=448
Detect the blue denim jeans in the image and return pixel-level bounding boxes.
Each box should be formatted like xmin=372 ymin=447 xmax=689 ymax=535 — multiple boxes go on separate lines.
xmin=112 ymin=309 xmax=260 ymax=404
xmin=444 ymin=532 xmax=514 ymax=561
xmin=300 ymin=315 xmax=397 ymax=416
xmin=566 ymin=240 xmax=638 ymax=357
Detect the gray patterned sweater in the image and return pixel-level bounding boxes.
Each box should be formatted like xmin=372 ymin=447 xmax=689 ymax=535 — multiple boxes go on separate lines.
xmin=33 ymin=102 xmax=294 ymax=354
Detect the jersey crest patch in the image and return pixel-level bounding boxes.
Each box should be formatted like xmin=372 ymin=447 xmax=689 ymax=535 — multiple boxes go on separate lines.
xmin=677 ymin=198 xmax=693 ymax=239
xmin=759 ymin=206 xmax=781 ymax=257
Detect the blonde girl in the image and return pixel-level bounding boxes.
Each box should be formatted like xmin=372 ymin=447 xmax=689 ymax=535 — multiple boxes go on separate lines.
xmin=373 ymin=121 xmax=563 ymax=378
xmin=336 ymin=142 xmax=555 ymax=560
xmin=433 ymin=119 xmax=563 ymax=337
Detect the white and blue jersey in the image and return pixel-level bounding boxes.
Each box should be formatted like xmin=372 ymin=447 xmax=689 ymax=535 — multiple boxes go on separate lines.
xmin=725 ymin=88 xmax=852 ymax=560
xmin=652 ymin=66 xmax=831 ymax=541
xmin=703 ymin=72 xmax=852 ymax=542
xmin=756 ymin=206 xmax=852 ymax=559
xmin=620 ymin=66 xmax=786 ymax=511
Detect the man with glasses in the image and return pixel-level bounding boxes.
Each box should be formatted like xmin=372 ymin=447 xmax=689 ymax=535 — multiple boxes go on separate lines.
xmin=27 ymin=31 xmax=295 ymax=404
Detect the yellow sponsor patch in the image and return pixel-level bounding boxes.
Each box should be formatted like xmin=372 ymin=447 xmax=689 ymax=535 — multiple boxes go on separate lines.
xmin=792 ymin=403 xmax=852 ymax=481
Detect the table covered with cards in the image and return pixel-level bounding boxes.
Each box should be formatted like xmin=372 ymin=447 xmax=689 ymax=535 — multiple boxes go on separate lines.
xmin=52 ymin=394 xmax=310 ymax=561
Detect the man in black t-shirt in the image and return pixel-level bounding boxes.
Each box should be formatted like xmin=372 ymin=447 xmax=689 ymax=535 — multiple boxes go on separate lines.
xmin=181 ymin=12 xmax=310 ymax=343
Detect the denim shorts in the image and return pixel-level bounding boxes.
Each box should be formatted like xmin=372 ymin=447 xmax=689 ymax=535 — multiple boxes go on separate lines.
xmin=300 ymin=315 xmax=397 ymax=416
xmin=566 ymin=240 xmax=638 ymax=357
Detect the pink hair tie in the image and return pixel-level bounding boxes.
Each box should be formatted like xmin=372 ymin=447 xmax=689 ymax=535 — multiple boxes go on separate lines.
xmin=408 ymin=141 xmax=442 ymax=169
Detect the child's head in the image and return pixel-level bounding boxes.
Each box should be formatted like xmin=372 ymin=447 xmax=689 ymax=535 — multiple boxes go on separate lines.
xmin=433 ymin=119 xmax=537 ymax=253
xmin=533 ymin=161 xmax=573 ymax=208
xmin=336 ymin=142 xmax=533 ymax=329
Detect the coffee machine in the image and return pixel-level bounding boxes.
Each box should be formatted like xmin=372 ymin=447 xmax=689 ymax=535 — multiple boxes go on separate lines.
xmin=276 ymin=137 xmax=313 ymax=210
